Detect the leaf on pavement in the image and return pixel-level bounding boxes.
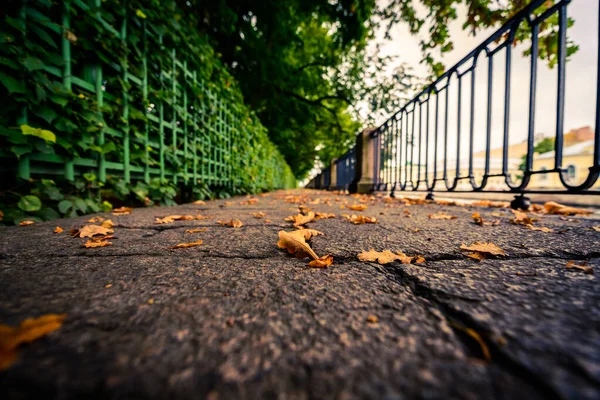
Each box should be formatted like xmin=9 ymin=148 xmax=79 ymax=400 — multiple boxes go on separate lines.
xmin=217 ymin=219 xmax=243 ymax=228
xmin=155 ymin=215 xmax=196 ymax=224
xmin=472 ymin=200 xmax=510 ymax=208
xmin=192 ymin=200 xmax=205 ymax=205
xmin=348 ymin=204 xmax=368 ymax=211
xmin=83 ymin=239 xmax=112 ymax=248
xmin=277 ymin=230 xmax=319 ymax=260
xmin=428 ymin=212 xmax=457 ymax=220
xmin=76 ymin=224 xmax=114 ymax=238
xmin=101 ymin=219 xmax=114 ymax=229
xmin=472 ymin=212 xmax=500 ymax=226
xmin=345 ymin=214 xmax=378 ymax=224
xmin=0 ymin=314 xmax=66 ymax=371
xmin=509 ymin=210 xmax=538 ymax=226
xmin=592 ymin=226 xmax=600 ymax=232
xmin=186 ymin=228 xmax=208 ymax=233
xmin=292 ymin=228 xmax=323 ymax=240
xmin=54 ymin=226 xmax=63 ymax=233
xmin=19 ymin=220 xmax=35 ymax=226
xmin=565 ymin=261 xmax=593 ymax=274
xmin=358 ymin=249 xmax=415 ymax=265
xmin=525 ymin=225 xmax=553 ymax=233
xmin=460 ymin=242 xmax=506 ymax=261
xmin=314 ymin=212 xmax=336 ymax=220
xmin=86 ymin=216 xmax=105 ymax=223
xmin=307 ymin=254 xmax=334 ymax=268
xmin=250 ymin=212 xmax=266 ymax=218
xmin=284 ymin=211 xmax=315 ymax=227
xmin=543 ymin=201 xmax=591 ymax=216
xmin=112 ymin=206 xmax=132 ymax=215
xmin=169 ymin=240 xmax=203 ymax=249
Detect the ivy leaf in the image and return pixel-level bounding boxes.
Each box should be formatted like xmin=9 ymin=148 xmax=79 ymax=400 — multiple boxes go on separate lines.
xmin=101 ymin=141 xmax=116 ymax=154
xmin=20 ymin=124 xmax=56 ymax=143
xmin=49 ymin=95 xmax=68 ymax=107
xmin=18 ymin=195 xmax=42 ymax=212
xmin=22 ymin=56 xmax=45 ymax=71
xmin=58 ymin=199 xmax=73 ymax=214
xmin=74 ymin=198 xmax=88 ymax=213
xmin=10 ymin=144 xmax=33 ymax=158
xmin=32 ymin=106 xmax=57 ymax=124
xmin=0 ymin=71 xmax=25 ymax=93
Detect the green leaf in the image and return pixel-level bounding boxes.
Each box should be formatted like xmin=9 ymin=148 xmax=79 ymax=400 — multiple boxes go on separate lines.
xmin=36 ymin=207 xmax=60 ymax=221
xmin=20 ymin=124 xmax=56 ymax=143
xmin=101 ymin=142 xmax=116 ymax=154
xmin=83 ymin=173 xmax=96 ymax=182
xmin=58 ymin=199 xmax=73 ymax=214
xmin=10 ymin=144 xmax=33 ymax=158
xmin=136 ymin=9 xmax=147 ymax=19
xmin=18 ymin=195 xmax=42 ymax=212
xmin=74 ymin=198 xmax=87 ymax=213
xmin=49 ymin=95 xmax=68 ymax=107
xmin=43 ymin=185 xmax=64 ymax=201
xmin=0 ymin=71 xmax=25 ymax=93
xmin=23 ymin=56 xmax=45 ymax=71
xmin=101 ymin=201 xmax=113 ymax=212
xmin=33 ymin=106 xmax=57 ymax=124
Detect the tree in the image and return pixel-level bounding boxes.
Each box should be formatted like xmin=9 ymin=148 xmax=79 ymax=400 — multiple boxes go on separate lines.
xmin=518 ymin=137 xmax=555 ymax=171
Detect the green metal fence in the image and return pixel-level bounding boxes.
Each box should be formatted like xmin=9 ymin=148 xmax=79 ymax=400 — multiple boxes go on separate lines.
xmin=2 ymin=0 xmax=295 ymax=192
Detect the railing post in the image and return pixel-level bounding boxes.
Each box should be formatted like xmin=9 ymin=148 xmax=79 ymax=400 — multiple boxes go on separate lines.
xmin=349 ymin=127 xmax=376 ymax=194
xmin=330 ymin=158 xmax=338 ymax=190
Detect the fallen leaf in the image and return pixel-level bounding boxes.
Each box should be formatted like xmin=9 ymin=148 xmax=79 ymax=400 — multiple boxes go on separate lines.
xmin=345 ymin=214 xmax=378 ymax=224
xmin=264 ymin=219 xmax=272 ymax=223
xmin=291 ymin=228 xmax=324 ymax=240
xmin=525 ymin=225 xmax=553 ymax=233
xmin=19 ymin=220 xmax=35 ymax=226
xmin=192 ymin=200 xmax=205 ymax=205
xmin=284 ymin=211 xmax=315 ymax=227
xmin=460 ymin=242 xmax=506 ymax=261
xmin=308 ymin=255 xmax=333 ymax=268
xmin=250 ymin=212 xmax=266 ymax=218
xmin=54 ymin=226 xmax=63 ymax=233
xmin=147 ymin=298 xmax=154 ymax=305
xmin=75 ymin=224 xmax=114 ymax=238
xmin=169 ymin=240 xmax=203 ymax=249
xmin=404 ymin=209 xmax=412 ymax=218
xmin=83 ymin=240 xmax=112 ymax=248
xmin=592 ymin=226 xmax=600 ymax=232
xmin=358 ymin=249 xmax=409 ymax=265
xmin=0 ymin=314 xmax=66 ymax=371
xmin=348 ymin=204 xmax=368 ymax=211
xmin=472 ymin=212 xmax=500 ymax=226
xmin=217 ymin=219 xmax=243 ymax=228
xmin=565 ymin=261 xmax=593 ymax=274
xmin=185 ymin=228 xmax=208 ymax=233
xmin=472 ymin=200 xmax=510 ymax=208
xmin=414 ymin=256 xmax=426 ymax=263
xmin=155 ymin=215 xmax=197 ymax=224
xmin=428 ymin=212 xmax=457 ymax=220
xmin=86 ymin=216 xmax=105 ymax=223
xmin=112 ymin=206 xmax=132 ymax=215
xmin=509 ymin=210 xmax=538 ymax=226
xmin=314 ymin=212 xmax=336 ymax=220
xmin=277 ymin=230 xmax=319 ymax=260
xmin=366 ymin=315 xmax=378 ymax=324
xmin=543 ymin=201 xmax=591 ymax=216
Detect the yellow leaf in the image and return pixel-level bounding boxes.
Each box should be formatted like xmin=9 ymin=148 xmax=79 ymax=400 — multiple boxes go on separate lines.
xmin=169 ymin=240 xmax=203 ymax=249
xmin=54 ymin=226 xmax=63 ymax=233
xmin=217 ymin=219 xmax=243 ymax=228
xmin=186 ymin=228 xmax=208 ymax=233
xmin=83 ymin=240 xmax=112 ymax=248
xmin=0 ymin=314 xmax=66 ymax=371
xmin=348 ymin=204 xmax=368 ymax=211
xmin=284 ymin=211 xmax=315 ymax=227
xmin=543 ymin=201 xmax=591 ymax=216
xmin=428 ymin=212 xmax=457 ymax=220
xmin=77 ymin=224 xmax=113 ymax=238
xmin=136 ymin=9 xmax=147 ymax=19
xmin=566 ymin=261 xmax=593 ymax=274
xmin=277 ymin=230 xmax=319 ymax=260
xmin=308 ymin=254 xmax=333 ymax=268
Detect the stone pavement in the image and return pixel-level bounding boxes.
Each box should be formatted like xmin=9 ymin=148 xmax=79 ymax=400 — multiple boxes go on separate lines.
xmin=1 ymin=189 xmax=599 ymax=400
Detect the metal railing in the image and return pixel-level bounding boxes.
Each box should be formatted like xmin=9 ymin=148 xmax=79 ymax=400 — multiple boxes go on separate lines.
xmin=322 ymin=0 xmax=600 ymax=202
xmin=336 ymin=146 xmax=356 ymax=191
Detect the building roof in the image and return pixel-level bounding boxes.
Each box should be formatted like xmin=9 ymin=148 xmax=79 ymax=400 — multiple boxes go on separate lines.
xmin=537 ymin=140 xmax=595 ymax=160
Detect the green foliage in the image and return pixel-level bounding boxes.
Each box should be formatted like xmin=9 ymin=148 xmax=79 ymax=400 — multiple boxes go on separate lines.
xmin=518 ymin=137 xmax=555 ymax=171
xmin=0 ymin=0 xmax=295 ymax=224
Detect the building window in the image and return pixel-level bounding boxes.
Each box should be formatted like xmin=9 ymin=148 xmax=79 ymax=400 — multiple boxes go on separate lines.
xmin=567 ymin=165 xmax=576 ymax=180
xmin=540 ymin=167 xmax=548 ymax=181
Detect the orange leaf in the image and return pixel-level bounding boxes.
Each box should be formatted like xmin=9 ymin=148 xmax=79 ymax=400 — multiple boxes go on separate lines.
xmin=284 ymin=211 xmax=315 ymax=227
xmin=358 ymin=249 xmax=406 ymax=265
xmin=112 ymin=206 xmax=132 ymax=215
xmin=185 ymin=228 xmax=208 ymax=233
xmin=348 ymin=204 xmax=368 ymax=211
xmin=566 ymin=261 xmax=593 ymax=274
xmin=366 ymin=315 xmax=378 ymax=323
xmin=460 ymin=242 xmax=505 ymax=261
xmin=277 ymin=230 xmax=319 ymax=260
xmin=250 ymin=212 xmax=266 ymax=218
xmin=77 ymin=224 xmax=114 ymax=238
xmin=19 ymin=220 xmax=35 ymax=226
xmin=592 ymin=226 xmax=600 ymax=232
xmin=192 ymin=200 xmax=205 ymax=205
xmin=428 ymin=212 xmax=457 ymax=220
xmin=345 ymin=214 xmax=378 ymax=224
xmin=54 ymin=226 xmax=63 ymax=233
xmin=217 ymin=219 xmax=243 ymax=228
xmin=543 ymin=201 xmax=591 ymax=216
xmin=86 ymin=216 xmax=105 ymax=223
xmin=83 ymin=240 xmax=112 ymax=248
xmin=169 ymin=240 xmax=203 ymax=249
xmin=314 ymin=212 xmax=336 ymax=220
xmin=0 ymin=314 xmax=66 ymax=371
xmin=308 ymin=254 xmax=333 ymax=268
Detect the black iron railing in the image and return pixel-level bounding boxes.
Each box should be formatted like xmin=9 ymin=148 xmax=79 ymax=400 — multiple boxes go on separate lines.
xmin=315 ymin=0 xmax=600 ymax=203
xmin=335 ymin=146 xmax=356 ymax=190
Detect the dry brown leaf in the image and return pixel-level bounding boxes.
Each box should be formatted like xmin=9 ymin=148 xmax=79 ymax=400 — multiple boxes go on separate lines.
xmin=525 ymin=225 xmax=553 ymax=233
xmin=346 ymin=214 xmax=378 ymax=224
xmin=86 ymin=216 xmax=105 ymax=223
xmin=404 ymin=209 xmax=412 ymax=218
xmin=54 ymin=226 xmax=63 ymax=233
xmin=217 ymin=219 xmax=244 ymax=228
xmin=284 ymin=211 xmax=315 ymax=227
xmin=169 ymin=240 xmax=203 ymax=249
xmin=19 ymin=220 xmax=35 ymax=226
xmin=592 ymin=226 xmax=600 ymax=232
xmin=307 ymin=255 xmax=333 ymax=268
xmin=264 ymin=219 xmax=272 ymax=223
xmin=194 ymin=215 xmax=213 ymax=220
xmin=101 ymin=219 xmax=113 ymax=229
xmin=314 ymin=212 xmax=336 ymax=220
xmin=83 ymin=240 xmax=112 ymax=248
xmin=414 ymin=256 xmax=426 ymax=264
xmin=472 ymin=212 xmax=500 ymax=226
xmin=250 ymin=212 xmax=266 ymax=218
xmin=277 ymin=230 xmax=319 ymax=260
xmin=366 ymin=315 xmax=378 ymax=324
xmin=509 ymin=210 xmax=538 ymax=226
xmin=428 ymin=212 xmax=457 ymax=220
xmin=291 ymin=228 xmax=324 ymax=240
xmin=348 ymin=204 xmax=368 ymax=211
xmin=192 ymin=200 xmax=205 ymax=205
xmin=358 ymin=249 xmax=405 ymax=265
xmin=543 ymin=201 xmax=591 ymax=216
xmin=186 ymin=228 xmax=208 ymax=233
xmin=112 ymin=206 xmax=132 ymax=215
xmin=460 ymin=242 xmax=506 ymax=261
xmin=565 ymin=261 xmax=593 ymax=274
xmin=0 ymin=314 xmax=66 ymax=371
xmin=472 ymin=200 xmax=510 ymax=208
xmin=77 ymin=224 xmax=114 ymax=238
